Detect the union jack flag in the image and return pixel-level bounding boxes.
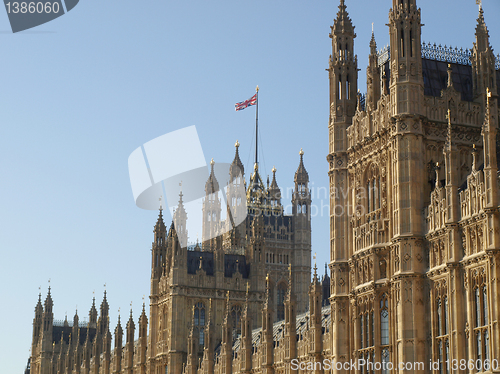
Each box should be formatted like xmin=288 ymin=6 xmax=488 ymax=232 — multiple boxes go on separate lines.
xmin=235 ymin=93 xmax=257 ymax=111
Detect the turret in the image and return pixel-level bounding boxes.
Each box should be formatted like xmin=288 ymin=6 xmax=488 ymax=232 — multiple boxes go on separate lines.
xmin=137 ymin=303 xmax=148 ymax=374
xmin=172 ymin=187 xmax=188 ymax=249
xmin=240 ymin=286 xmax=252 ymax=373
xmin=472 ymin=5 xmax=497 ymax=102
xmin=226 ymin=140 xmax=246 ymax=230
xmin=388 ymin=0 xmax=424 ymax=115
xmin=309 ymin=263 xmax=323 ymax=360
xmin=284 ymin=266 xmax=297 ymax=367
xmin=99 ymin=291 xmax=109 ymax=337
xmin=124 ymin=309 xmax=135 ymax=373
xmin=152 ymin=206 xmax=167 ymax=284
xmin=292 ymin=149 xmax=311 ymax=221
xmin=261 ymin=274 xmax=274 ymax=372
xmin=201 ymin=299 xmax=214 ymax=374
xmin=102 ymin=325 xmax=112 ymax=374
xmin=203 ymin=159 xmax=221 ymax=248
xmin=89 ymin=297 xmax=97 ymax=327
xmin=113 ymin=315 xmax=123 ymax=374
xmin=444 ymin=108 xmax=460 ymax=226
xmin=366 ymin=29 xmax=381 ymax=111
xmin=81 ymin=325 xmax=92 ymax=374
xmin=267 ymin=166 xmax=282 ymax=212
xmin=328 ymin=0 xmax=358 ymax=128
xmin=220 ymin=292 xmax=233 ymax=374
xmin=32 ymin=292 xmax=43 ymax=354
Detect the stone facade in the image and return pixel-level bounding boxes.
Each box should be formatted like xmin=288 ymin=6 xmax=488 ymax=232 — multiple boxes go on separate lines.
xmin=27 ymin=0 xmax=500 ymax=373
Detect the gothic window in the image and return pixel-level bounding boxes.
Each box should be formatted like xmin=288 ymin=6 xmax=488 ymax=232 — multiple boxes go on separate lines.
xmin=194 ymin=302 xmax=205 ymax=347
xmin=473 ymin=284 xmax=490 ymax=363
xmin=237 ymin=197 xmax=241 ymax=206
xmin=346 ymin=75 xmax=350 ymax=101
xmin=380 ymin=294 xmax=390 ymax=372
xmin=230 ymin=305 xmax=242 ymax=335
xmin=276 ymin=283 xmax=287 ymax=321
xmin=400 ymin=29 xmax=405 ymax=58
xmin=302 ymin=204 xmax=307 ymax=214
xmin=444 ymin=297 xmax=449 ymax=335
xmin=358 ymin=301 xmax=375 ymax=371
xmin=338 ymin=75 xmax=342 ymax=101
xmin=434 ymin=286 xmax=450 ymax=367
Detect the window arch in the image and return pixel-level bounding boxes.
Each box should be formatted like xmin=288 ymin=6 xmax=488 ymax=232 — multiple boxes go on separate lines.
xmin=230 ymin=304 xmax=242 ymax=336
xmin=194 ymin=302 xmax=206 ymax=347
xmin=380 ymin=294 xmax=389 ymax=374
xmin=276 ymin=283 xmax=287 ymax=321
xmin=471 ymin=270 xmax=490 ymax=363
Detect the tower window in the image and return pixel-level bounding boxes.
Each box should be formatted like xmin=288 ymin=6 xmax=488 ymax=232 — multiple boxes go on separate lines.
xmin=338 ymin=75 xmax=342 ymax=100
xmin=231 ymin=305 xmax=242 ymax=335
xmin=277 ymin=283 xmax=287 ymax=321
xmin=194 ymin=302 xmax=206 ymax=347
xmin=400 ymin=29 xmax=405 ymax=58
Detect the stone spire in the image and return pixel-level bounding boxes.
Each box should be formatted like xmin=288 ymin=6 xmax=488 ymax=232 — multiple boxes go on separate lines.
xmin=472 ymin=4 xmax=497 ymax=100
xmin=267 ymin=166 xmax=281 ymax=208
xmin=294 ymin=149 xmax=309 ymax=184
xmin=230 ymin=140 xmax=244 ymax=178
xmin=113 ymin=314 xmax=123 ymax=374
xmin=366 ymin=28 xmax=381 ymax=111
xmin=89 ymin=295 xmax=97 ymax=326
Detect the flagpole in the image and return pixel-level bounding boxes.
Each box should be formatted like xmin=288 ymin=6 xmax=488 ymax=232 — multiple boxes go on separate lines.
xmin=255 ymin=85 xmax=259 ymax=166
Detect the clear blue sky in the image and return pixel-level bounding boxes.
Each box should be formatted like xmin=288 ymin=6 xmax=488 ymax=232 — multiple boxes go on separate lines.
xmin=1 ymin=0 xmax=499 ymax=372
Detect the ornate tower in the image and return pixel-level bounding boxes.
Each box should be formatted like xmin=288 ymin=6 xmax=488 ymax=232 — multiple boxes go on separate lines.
xmin=327 ymin=1 xmax=357 ymax=364
xmin=388 ymin=0 xmax=424 ymax=115
xmin=292 ymin=149 xmax=311 ymax=313
xmin=472 ymin=6 xmax=498 ymax=103
xmin=202 ymin=159 xmax=221 ymax=249
xmin=366 ymin=30 xmax=381 ymax=112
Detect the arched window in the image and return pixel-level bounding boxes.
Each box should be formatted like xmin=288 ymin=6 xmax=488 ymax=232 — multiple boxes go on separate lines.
xmin=437 ymin=299 xmax=442 ymax=336
xmin=338 ymin=75 xmax=342 ymax=101
xmin=380 ymin=295 xmax=389 ymax=345
xmin=231 ymin=305 xmax=242 ymax=336
xmin=380 ymin=294 xmax=389 ymax=374
xmin=472 ymin=276 xmax=490 ymax=363
xmin=482 ymin=286 xmax=488 ymax=325
xmin=444 ymin=297 xmax=449 ymax=335
xmin=194 ymin=302 xmax=205 ymax=347
xmin=475 ymin=287 xmax=481 ymax=327
xmin=277 ymin=283 xmax=287 ymax=321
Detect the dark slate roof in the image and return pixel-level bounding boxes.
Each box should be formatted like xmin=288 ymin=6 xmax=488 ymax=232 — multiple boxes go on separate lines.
xmin=381 ymin=59 xmax=500 ymax=103
xmin=187 ymin=251 xmax=214 ymax=276
xmin=262 ymin=214 xmax=293 ymax=228
xmin=187 ymin=251 xmax=250 ymax=278
xmin=52 ymin=325 xmax=96 ymax=345
xmin=224 ymin=254 xmax=250 ymax=278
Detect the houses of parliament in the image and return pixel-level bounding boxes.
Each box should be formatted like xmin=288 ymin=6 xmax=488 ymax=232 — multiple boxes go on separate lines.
xmin=27 ymin=0 xmax=500 ymax=373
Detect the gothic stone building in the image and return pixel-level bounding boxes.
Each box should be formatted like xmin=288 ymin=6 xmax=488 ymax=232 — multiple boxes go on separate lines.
xmin=28 ymin=143 xmax=316 ymax=374
xmin=28 ymin=0 xmax=500 ymax=373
